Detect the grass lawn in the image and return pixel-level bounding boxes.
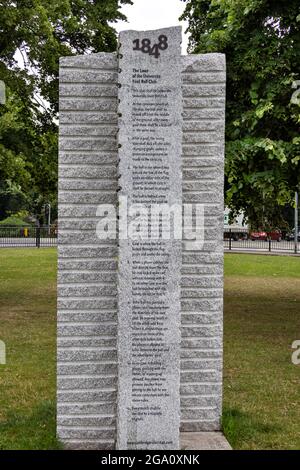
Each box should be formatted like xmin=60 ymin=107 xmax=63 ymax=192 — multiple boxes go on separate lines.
xmin=0 ymin=248 xmax=60 ymax=450
xmin=223 ymin=254 xmax=300 ymax=449
xmin=0 ymin=248 xmax=299 ymax=449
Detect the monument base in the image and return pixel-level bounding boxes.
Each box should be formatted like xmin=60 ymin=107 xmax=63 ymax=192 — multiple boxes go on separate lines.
xmin=180 ymin=432 xmax=231 ymax=450
xmin=60 ymin=432 xmax=231 ymax=450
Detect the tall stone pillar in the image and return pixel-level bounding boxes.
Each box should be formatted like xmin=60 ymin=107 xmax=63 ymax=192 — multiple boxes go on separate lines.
xmin=57 ymin=27 xmax=225 ymax=450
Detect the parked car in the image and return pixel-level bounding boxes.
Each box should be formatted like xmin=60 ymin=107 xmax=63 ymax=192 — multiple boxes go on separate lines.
xmin=250 ymin=230 xmax=282 ymax=242
xmin=224 ymin=230 xmax=248 ymax=241
xmin=285 ymin=229 xmax=300 ymax=241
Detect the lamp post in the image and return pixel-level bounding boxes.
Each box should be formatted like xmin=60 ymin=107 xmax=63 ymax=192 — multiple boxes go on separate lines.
xmin=44 ymin=203 xmax=51 ymax=235
xmin=0 ymin=80 xmax=5 ymax=104
xmin=295 ymin=192 xmax=298 ymax=254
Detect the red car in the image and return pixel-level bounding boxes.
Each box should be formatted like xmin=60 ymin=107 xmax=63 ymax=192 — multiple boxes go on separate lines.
xmin=250 ymin=230 xmax=282 ymax=242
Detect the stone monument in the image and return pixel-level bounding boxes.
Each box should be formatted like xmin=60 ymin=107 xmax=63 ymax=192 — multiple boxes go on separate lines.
xmin=57 ymin=26 xmax=226 ymax=450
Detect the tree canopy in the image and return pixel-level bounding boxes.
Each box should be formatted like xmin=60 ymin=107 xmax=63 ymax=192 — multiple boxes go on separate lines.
xmin=0 ymin=0 xmax=131 ymax=223
xmin=181 ymin=0 xmax=300 ymax=228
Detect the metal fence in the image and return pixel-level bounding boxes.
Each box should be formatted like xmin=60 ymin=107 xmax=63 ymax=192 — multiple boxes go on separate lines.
xmin=0 ymin=226 xmax=57 ymax=248
xmin=224 ymin=228 xmax=299 ymax=254
xmin=0 ymin=225 xmax=299 ymax=253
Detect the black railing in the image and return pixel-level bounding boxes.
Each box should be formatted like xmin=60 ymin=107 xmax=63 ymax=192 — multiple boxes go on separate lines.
xmin=1 ymin=225 xmax=298 ymax=253
xmin=0 ymin=226 xmax=57 ymax=247
xmin=224 ymin=228 xmax=299 ymax=254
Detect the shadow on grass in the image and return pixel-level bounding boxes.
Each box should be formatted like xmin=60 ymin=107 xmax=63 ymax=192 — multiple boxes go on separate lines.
xmin=0 ymin=400 xmax=63 ymax=450
xmin=222 ymin=407 xmax=280 ymax=449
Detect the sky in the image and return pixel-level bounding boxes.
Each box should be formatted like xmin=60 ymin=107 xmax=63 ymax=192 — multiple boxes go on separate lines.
xmin=113 ymin=0 xmax=190 ymax=54
xmin=14 ymin=0 xmax=190 ymax=110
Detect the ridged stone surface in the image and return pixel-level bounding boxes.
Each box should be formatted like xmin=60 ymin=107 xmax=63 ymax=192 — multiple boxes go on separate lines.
xmin=180 ymin=54 xmax=225 ymax=433
xmin=58 ymin=53 xmax=119 ymax=451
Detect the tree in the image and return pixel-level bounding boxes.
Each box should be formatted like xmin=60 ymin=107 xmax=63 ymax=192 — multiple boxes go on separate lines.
xmin=0 ymin=0 xmax=132 ymax=221
xmin=181 ymin=0 xmax=300 ymax=228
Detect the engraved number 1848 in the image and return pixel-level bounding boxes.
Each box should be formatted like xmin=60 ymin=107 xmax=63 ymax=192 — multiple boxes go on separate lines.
xmin=132 ymin=35 xmax=168 ymax=58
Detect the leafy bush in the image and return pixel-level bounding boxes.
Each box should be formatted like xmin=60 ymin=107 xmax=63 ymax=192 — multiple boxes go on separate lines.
xmin=0 ymin=215 xmax=31 ymax=227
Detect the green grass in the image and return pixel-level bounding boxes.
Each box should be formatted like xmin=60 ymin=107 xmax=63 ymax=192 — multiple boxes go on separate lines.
xmin=225 ymin=252 xmax=300 ymax=278
xmin=223 ymin=253 xmax=300 ymax=449
xmin=0 ymin=248 xmax=61 ymax=449
xmin=0 ymin=249 xmax=299 ymax=449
